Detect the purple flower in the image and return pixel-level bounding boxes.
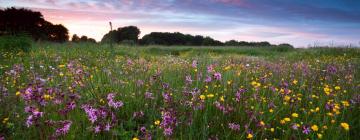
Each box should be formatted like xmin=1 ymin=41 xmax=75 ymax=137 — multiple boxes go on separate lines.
xmin=213 ymin=72 xmax=222 ymax=80
xmin=145 ymin=92 xmax=154 ymax=99
xmin=107 ymin=93 xmax=124 ymax=109
xmin=228 ymin=123 xmax=240 ymax=131
xmin=163 ymin=127 xmax=173 ymax=136
xmin=205 ymin=75 xmax=212 ymax=83
xmin=94 ymin=125 xmax=101 ymax=133
xmin=55 ymin=120 xmax=72 ymax=136
xmin=82 ymin=105 xmax=98 ymax=123
xmin=302 ymin=125 xmax=311 ymax=134
xmin=185 ymin=75 xmax=193 ymax=84
xmin=192 ymin=60 xmax=198 ymax=68
xmin=207 ymin=65 xmax=214 ymax=73
xmin=162 ymin=92 xmax=171 ymax=103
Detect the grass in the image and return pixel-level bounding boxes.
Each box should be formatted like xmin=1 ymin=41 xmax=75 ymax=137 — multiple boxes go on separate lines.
xmin=0 ymin=42 xmax=359 ymax=139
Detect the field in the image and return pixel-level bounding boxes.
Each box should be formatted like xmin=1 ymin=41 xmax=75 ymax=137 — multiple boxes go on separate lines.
xmin=0 ymin=43 xmax=359 ymax=139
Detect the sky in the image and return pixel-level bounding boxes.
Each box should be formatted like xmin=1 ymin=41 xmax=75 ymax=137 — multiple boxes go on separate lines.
xmin=1 ymin=0 xmax=360 ymax=47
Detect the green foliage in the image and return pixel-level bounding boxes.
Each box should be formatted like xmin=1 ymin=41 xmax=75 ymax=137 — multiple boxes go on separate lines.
xmin=0 ymin=35 xmax=32 ymax=52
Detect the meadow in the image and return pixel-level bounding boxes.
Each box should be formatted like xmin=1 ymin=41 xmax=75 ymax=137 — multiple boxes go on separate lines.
xmin=0 ymin=43 xmax=359 ymax=140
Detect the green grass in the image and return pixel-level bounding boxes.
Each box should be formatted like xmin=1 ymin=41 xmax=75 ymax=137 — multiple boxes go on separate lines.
xmin=0 ymin=42 xmax=359 ymax=140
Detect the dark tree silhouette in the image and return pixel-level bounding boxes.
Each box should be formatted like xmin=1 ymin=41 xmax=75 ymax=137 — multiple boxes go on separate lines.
xmin=71 ymin=34 xmax=80 ymax=42
xmin=0 ymin=7 xmax=69 ymax=42
xmin=101 ymin=26 xmax=140 ymax=43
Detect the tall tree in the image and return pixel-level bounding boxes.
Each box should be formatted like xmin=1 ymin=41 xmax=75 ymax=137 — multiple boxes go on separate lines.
xmin=0 ymin=7 xmax=69 ymax=42
xmin=101 ymin=26 xmax=140 ymax=43
xmin=71 ymin=34 xmax=80 ymax=42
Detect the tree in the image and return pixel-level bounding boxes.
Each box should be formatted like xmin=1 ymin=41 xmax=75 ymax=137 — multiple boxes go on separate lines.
xmin=71 ymin=34 xmax=80 ymax=42
xmin=0 ymin=7 xmax=45 ymax=39
xmin=101 ymin=26 xmax=140 ymax=43
xmin=225 ymin=40 xmax=239 ymax=46
xmin=0 ymin=7 xmax=69 ymax=42
xmin=44 ymin=24 xmax=69 ymax=42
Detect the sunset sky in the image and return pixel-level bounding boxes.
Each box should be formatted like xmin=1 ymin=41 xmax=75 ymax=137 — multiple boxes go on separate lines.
xmin=1 ymin=0 xmax=360 ymax=47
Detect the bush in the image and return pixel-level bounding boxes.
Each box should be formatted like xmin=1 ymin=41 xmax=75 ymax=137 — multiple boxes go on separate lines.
xmin=0 ymin=35 xmax=32 ymax=52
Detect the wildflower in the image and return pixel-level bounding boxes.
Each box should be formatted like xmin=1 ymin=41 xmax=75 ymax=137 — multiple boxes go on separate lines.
xmin=58 ymin=65 xmax=65 ymax=68
xmin=292 ymin=113 xmax=299 ymax=118
xmin=154 ymin=120 xmax=160 ymax=126
xmin=311 ymin=125 xmax=319 ymax=131
xmin=335 ymin=86 xmax=341 ymax=90
xmin=341 ymin=101 xmax=350 ymax=107
xmin=292 ymin=79 xmax=298 ymax=85
xmin=16 ymin=91 xmax=21 ymax=96
xmin=340 ymin=122 xmax=350 ymax=131
xmin=145 ymin=92 xmax=154 ymax=99
xmin=163 ymin=127 xmax=173 ymax=136
xmin=270 ymin=128 xmax=274 ymax=132
xmin=199 ymin=95 xmax=206 ymax=100
xmin=107 ymin=93 xmax=124 ymax=109
xmin=2 ymin=118 xmax=9 ymax=124
xmin=247 ymin=133 xmax=253 ymax=139
xmin=207 ymin=94 xmax=214 ymax=98
xmin=291 ymin=123 xmax=300 ymax=130
xmin=132 ymin=137 xmax=140 ymax=140
xmin=228 ymin=123 xmax=240 ymax=131
xmin=302 ymin=125 xmax=311 ymax=134
xmin=269 ymin=109 xmax=274 ymax=113
xmin=220 ymin=96 xmax=225 ymax=102
xmin=55 ymin=120 xmax=72 ymax=136
xmin=317 ymin=133 xmax=323 ymax=139
xmin=259 ymin=121 xmax=265 ymax=126
xmin=213 ymin=72 xmax=222 ymax=80
xmin=284 ymin=117 xmax=291 ymax=122
xmin=205 ymin=75 xmax=212 ymax=83
xmin=323 ymin=86 xmax=331 ymax=95
xmin=280 ymin=120 xmax=286 ymax=124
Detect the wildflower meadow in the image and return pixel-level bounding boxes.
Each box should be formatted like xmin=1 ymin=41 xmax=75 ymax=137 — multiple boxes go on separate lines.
xmin=0 ymin=44 xmax=359 ymax=140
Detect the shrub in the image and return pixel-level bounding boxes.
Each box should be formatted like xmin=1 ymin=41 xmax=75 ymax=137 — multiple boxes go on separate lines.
xmin=0 ymin=35 xmax=33 ymax=52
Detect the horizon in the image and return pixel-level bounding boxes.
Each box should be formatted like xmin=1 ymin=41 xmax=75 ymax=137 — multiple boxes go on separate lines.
xmin=1 ymin=0 xmax=360 ymax=47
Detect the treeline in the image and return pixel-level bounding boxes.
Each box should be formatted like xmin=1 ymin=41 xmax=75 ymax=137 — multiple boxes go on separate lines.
xmin=0 ymin=7 xmax=68 ymax=42
xmin=1 ymin=7 xmax=294 ymax=48
xmin=0 ymin=7 xmax=96 ymax=43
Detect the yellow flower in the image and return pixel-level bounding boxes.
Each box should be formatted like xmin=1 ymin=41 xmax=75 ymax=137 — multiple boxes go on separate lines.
xmin=207 ymin=94 xmax=214 ymax=98
xmin=59 ymin=72 xmax=64 ymax=76
xmin=100 ymin=99 xmax=105 ymax=104
xmin=259 ymin=121 xmax=265 ymax=126
xmin=270 ymin=128 xmax=274 ymax=132
xmin=284 ymin=117 xmax=291 ymax=122
xmin=340 ymin=122 xmax=350 ymax=131
xmin=199 ymin=95 xmax=206 ymax=100
xmin=341 ymin=101 xmax=350 ymax=107
xmin=269 ymin=109 xmax=274 ymax=113
xmin=323 ymin=87 xmax=331 ymax=95
xmin=58 ymin=64 xmax=65 ymax=68
xmin=317 ymin=133 xmax=323 ymax=139
xmin=2 ymin=118 xmax=9 ymax=124
xmin=247 ymin=133 xmax=253 ymax=139
xmin=280 ymin=120 xmax=286 ymax=124
xmin=132 ymin=137 xmax=139 ymax=140
xmin=16 ymin=91 xmax=21 ymax=96
xmin=43 ymin=94 xmax=51 ymax=100
xmin=292 ymin=79 xmax=298 ymax=85
xmin=291 ymin=113 xmax=299 ymax=118
xmin=311 ymin=125 xmax=319 ymax=131
xmin=334 ymin=86 xmax=341 ymax=90
xmin=220 ymin=96 xmax=224 ymax=102
xmin=154 ymin=120 xmax=160 ymax=126
xmin=227 ymin=80 xmax=232 ymax=85
xmin=284 ymin=96 xmax=291 ymax=101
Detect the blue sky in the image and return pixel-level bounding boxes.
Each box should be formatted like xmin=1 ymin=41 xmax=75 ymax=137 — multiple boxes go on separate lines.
xmin=1 ymin=0 xmax=360 ymax=47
